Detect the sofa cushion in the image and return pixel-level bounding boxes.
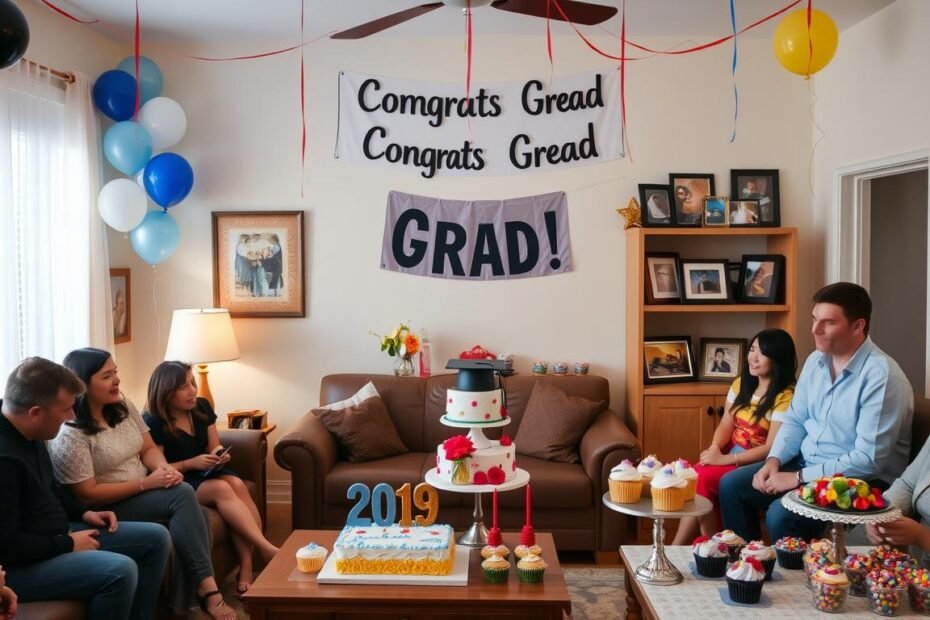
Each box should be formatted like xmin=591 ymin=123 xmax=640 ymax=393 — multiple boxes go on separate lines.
xmin=325 ymin=453 xmax=431 ymax=506
xmin=318 ymin=380 xmax=379 ymax=411
xmin=514 ymin=381 xmax=607 ymax=463
xmin=316 ymin=395 xmax=409 ymax=462
xmin=501 ymin=454 xmax=593 ymax=509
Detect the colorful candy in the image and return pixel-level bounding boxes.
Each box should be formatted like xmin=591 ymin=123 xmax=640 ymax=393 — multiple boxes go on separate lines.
xmin=811 ymin=565 xmax=850 ymax=613
xmin=845 ymin=553 xmax=874 ymax=597
xmin=908 ymin=569 xmax=930 ymax=614
xmin=866 ymin=569 xmax=908 ymax=616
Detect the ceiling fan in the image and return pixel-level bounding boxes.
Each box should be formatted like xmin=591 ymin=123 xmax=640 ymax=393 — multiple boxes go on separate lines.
xmin=330 ymin=0 xmax=619 ymax=40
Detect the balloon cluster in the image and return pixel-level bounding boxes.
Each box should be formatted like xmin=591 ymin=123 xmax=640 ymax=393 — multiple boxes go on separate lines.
xmin=94 ymin=56 xmax=194 ymax=265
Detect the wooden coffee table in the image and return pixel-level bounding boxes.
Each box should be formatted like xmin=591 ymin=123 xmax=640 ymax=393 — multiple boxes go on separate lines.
xmin=244 ymin=530 xmax=571 ymax=619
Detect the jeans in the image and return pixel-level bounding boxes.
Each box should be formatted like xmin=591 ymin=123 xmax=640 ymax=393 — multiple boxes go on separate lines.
xmin=719 ymin=457 xmax=826 ymax=542
xmin=6 ymin=521 xmax=170 ymax=620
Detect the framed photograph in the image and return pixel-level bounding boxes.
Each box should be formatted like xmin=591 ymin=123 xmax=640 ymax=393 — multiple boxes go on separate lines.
xmin=680 ymin=259 xmax=731 ymax=303
xmin=109 ymin=268 xmax=131 ymax=344
xmin=638 ymin=184 xmax=674 ymax=226
xmin=703 ymin=196 xmax=729 ymax=227
xmin=643 ymin=336 xmax=695 ymax=384
xmin=699 ymin=338 xmax=746 ymax=382
xmin=738 ymin=254 xmax=785 ymax=303
xmin=730 ymin=169 xmax=780 ymax=226
xmin=728 ymin=199 xmax=761 ymax=226
xmin=669 ymin=173 xmax=715 ymax=227
xmin=644 ymin=252 xmax=681 ymax=304
xmin=213 ymin=211 xmax=305 ymax=318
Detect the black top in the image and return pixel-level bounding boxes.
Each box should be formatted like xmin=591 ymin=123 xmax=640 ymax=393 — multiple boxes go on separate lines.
xmin=144 ymin=398 xmax=237 ymax=488
xmin=0 ymin=402 xmax=88 ymax=567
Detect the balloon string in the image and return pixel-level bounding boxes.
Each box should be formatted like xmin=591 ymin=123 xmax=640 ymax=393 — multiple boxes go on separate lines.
xmin=134 ymin=0 xmax=141 ymax=120
xmin=545 ymin=0 xmax=554 ymax=86
xmin=806 ymin=0 xmax=813 ymax=78
xmin=300 ymin=0 xmax=307 ymax=198
xmin=619 ymin=0 xmax=631 ymax=162
xmin=808 ymin=77 xmax=825 ymax=199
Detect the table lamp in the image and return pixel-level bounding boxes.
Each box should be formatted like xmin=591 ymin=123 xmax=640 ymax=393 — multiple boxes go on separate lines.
xmin=164 ymin=308 xmax=240 ymax=409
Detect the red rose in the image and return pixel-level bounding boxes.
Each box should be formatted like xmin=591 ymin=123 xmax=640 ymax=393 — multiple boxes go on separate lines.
xmin=443 ymin=435 xmax=476 ymax=461
xmin=487 ymin=466 xmax=505 ymax=485
xmin=499 ymin=434 xmax=513 ymax=447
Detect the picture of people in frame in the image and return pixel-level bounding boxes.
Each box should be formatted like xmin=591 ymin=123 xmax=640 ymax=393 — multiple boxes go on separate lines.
xmin=689 ymin=269 xmax=721 ymax=295
xmin=644 ymin=340 xmax=693 ymax=379
xmin=644 ymin=189 xmax=671 ymax=224
xmin=700 ymin=339 xmax=744 ymax=381
xmin=232 ymin=230 xmax=287 ymax=299
xmin=703 ymin=196 xmax=727 ymax=226
xmin=729 ymin=200 xmax=760 ymax=225
xmin=653 ymin=263 xmax=677 ymax=294
xmin=743 ymin=260 xmax=776 ymax=299
xmin=733 ymin=171 xmax=779 ymax=224
xmin=671 ymin=177 xmax=712 ymax=226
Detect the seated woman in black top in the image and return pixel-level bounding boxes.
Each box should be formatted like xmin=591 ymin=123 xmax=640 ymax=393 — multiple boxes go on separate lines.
xmin=144 ymin=362 xmax=278 ymax=594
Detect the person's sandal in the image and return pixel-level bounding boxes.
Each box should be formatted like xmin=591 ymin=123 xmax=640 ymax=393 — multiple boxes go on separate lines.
xmin=197 ymin=590 xmax=236 ymax=620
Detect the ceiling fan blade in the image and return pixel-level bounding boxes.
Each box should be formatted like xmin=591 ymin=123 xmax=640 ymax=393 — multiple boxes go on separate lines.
xmin=492 ymin=0 xmax=617 ymax=26
xmin=331 ymin=3 xmax=445 ymax=39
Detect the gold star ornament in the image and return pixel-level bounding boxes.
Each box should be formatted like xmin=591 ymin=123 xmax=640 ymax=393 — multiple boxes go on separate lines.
xmin=617 ymin=197 xmax=642 ymax=229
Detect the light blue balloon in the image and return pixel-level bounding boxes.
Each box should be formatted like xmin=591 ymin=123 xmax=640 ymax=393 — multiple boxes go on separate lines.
xmin=116 ymin=56 xmax=163 ymax=104
xmin=129 ymin=210 xmax=179 ymax=265
xmin=103 ymin=121 xmax=152 ymax=175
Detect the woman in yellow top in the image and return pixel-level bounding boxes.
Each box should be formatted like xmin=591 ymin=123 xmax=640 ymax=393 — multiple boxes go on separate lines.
xmin=671 ymin=329 xmax=797 ymax=544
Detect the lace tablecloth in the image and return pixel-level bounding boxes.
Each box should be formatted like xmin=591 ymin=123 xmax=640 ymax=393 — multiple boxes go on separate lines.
xmin=621 ymin=545 xmax=923 ymax=618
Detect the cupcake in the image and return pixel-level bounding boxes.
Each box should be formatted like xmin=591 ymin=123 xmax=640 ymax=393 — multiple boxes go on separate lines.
xmin=866 ymin=569 xmax=908 ymax=616
xmin=907 ymin=568 xmax=930 ymax=614
xmin=296 ymin=542 xmax=327 ymax=573
xmin=804 ymin=551 xmax=832 ymax=589
xmin=726 ymin=557 xmax=766 ymax=604
xmin=740 ymin=541 xmax=776 ymax=580
xmin=516 ymin=553 xmax=547 ymax=583
xmin=845 ymin=553 xmax=874 ymax=597
xmin=692 ymin=536 xmax=729 ymax=578
xmin=712 ymin=530 xmax=747 ymax=562
xmin=811 ymin=564 xmax=850 ymax=613
xmin=513 ymin=544 xmax=542 ymax=559
xmin=608 ymin=459 xmax=643 ymax=504
xmin=673 ymin=458 xmax=698 ymax=501
xmin=650 ymin=466 xmax=687 ymax=511
xmin=637 ymin=455 xmax=662 ymax=497
xmin=774 ymin=536 xmax=808 ymax=569
xmin=481 ymin=553 xmax=511 ymax=583
xmin=481 ymin=544 xmax=510 ymax=560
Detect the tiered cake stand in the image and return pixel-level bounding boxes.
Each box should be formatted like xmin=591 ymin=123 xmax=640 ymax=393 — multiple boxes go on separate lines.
xmin=780 ymin=491 xmax=902 ymax=560
xmin=424 ymin=416 xmax=529 ymax=548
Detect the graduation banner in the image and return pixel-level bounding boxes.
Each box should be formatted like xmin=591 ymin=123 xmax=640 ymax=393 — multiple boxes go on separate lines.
xmin=337 ymin=69 xmax=622 ymax=178
xmin=381 ymin=190 xmax=572 ymax=281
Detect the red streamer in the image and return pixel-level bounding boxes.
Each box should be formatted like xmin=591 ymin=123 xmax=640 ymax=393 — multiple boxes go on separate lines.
xmin=39 ymin=0 xmax=98 ymax=24
xmin=806 ymin=0 xmax=814 ymax=77
xmin=465 ymin=0 xmax=472 ymax=107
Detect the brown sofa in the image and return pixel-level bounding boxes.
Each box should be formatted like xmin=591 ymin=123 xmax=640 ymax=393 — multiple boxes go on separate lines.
xmin=17 ymin=428 xmax=268 ymax=620
xmin=275 ymin=373 xmax=640 ymax=553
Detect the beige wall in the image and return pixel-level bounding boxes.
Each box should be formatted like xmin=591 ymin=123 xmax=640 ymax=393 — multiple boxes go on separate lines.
xmin=26 ymin=14 xmax=817 ymax=490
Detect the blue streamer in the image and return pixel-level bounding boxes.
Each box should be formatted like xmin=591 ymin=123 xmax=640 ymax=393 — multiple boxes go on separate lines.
xmin=729 ymin=0 xmax=739 ymax=143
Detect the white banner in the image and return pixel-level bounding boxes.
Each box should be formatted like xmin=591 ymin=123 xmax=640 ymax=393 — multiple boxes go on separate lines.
xmin=336 ymin=69 xmax=622 ymax=178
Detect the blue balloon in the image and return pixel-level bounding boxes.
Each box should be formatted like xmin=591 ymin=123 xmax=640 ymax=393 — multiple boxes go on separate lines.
xmin=93 ymin=70 xmax=137 ymax=121
xmin=103 ymin=121 xmax=153 ymax=175
xmin=130 ymin=210 xmax=179 ymax=265
xmin=117 ymin=56 xmax=163 ymax=104
xmin=143 ymin=152 xmax=194 ymax=208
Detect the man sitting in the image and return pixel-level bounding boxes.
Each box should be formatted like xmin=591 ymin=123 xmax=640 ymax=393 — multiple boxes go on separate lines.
xmin=720 ymin=282 xmax=914 ymax=542
xmin=0 ymin=357 xmax=171 ymax=620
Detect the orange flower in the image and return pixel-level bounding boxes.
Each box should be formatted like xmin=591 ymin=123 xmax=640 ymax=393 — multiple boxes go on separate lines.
xmin=403 ymin=333 xmax=420 ymax=356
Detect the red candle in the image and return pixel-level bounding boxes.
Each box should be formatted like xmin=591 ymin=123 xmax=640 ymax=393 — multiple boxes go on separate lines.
xmin=525 ymin=484 xmax=532 ymax=527
xmin=493 ymin=488 xmax=499 ymax=529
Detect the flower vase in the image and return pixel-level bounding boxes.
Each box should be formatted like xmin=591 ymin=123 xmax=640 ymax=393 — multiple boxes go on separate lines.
xmin=451 ymin=457 xmax=471 ymax=484
xmin=394 ymin=355 xmax=415 ymax=377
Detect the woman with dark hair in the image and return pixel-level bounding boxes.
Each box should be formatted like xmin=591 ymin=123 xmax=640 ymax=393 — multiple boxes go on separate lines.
xmin=671 ymin=329 xmax=798 ymax=544
xmin=47 ymin=348 xmax=236 ymax=620
xmin=144 ymin=361 xmax=278 ymax=594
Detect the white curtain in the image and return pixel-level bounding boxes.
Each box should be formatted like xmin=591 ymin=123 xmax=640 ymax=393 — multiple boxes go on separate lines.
xmin=0 ymin=62 xmax=113 ymax=379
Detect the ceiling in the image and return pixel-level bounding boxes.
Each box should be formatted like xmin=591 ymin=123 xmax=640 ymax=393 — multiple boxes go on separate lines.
xmin=29 ymin=0 xmax=895 ymax=45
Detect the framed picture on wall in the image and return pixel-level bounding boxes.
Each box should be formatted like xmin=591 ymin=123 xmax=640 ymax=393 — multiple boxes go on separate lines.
xmin=730 ymin=169 xmax=780 ymax=226
xmin=698 ymin=337 xmax=746 ymax=382
xmin=669 ymin=173 xmax=715 ymax=227
xmin=638 ymin=184 xmax=674 ymax=226
xmin=109 ymin=268 xmax=131 ymax=344
xmin=212 ymin=211 xmax=306 ymax=318
xmin=643 ymin=336 xmax=695 ymax=384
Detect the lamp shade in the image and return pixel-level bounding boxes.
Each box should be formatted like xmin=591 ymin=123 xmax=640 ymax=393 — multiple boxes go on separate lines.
xmin=164 ymin=308 xmax=240 ymax=363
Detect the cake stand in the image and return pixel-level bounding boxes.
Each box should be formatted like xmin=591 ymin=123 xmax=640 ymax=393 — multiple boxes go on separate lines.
xmin=780 ymin=491 xmax=902 ymax=561
xmin=426 ymin=416 xmax=529 ymax=548
xmin=602 ymin=493 xmax=713 ymax=585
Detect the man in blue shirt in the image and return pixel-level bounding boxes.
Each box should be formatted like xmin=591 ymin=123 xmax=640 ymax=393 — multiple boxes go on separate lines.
xmin=720 ymin=282 xmax=913 ymax=542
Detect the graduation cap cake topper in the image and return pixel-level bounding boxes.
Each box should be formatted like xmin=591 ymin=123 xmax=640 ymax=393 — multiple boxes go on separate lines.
xmin=445 ymin=359 xmax=506 ymax=392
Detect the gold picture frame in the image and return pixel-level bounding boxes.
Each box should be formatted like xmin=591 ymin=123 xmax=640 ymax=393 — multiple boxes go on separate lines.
xmin=109 ymin=268 xmax=131 ymax=344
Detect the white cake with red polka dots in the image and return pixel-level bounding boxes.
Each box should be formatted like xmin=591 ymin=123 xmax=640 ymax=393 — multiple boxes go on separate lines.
xmin=442 ymin=388 xmax=507 ymax=424
xmin=435 ymin=438 xmax=517 ymax=485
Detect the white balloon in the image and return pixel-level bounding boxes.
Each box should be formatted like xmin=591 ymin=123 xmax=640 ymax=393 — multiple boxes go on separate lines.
xmin=135 ymin=169 xmax=145 ymax=187
xmin=138 ymin=97 xmax=187 ymax=149
xmin=98 ymin=178 xmax=147 ymax=232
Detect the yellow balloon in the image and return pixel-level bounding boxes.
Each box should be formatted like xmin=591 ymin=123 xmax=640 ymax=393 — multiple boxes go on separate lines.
xmin=773 ymin=9 xmax=838 ymax=77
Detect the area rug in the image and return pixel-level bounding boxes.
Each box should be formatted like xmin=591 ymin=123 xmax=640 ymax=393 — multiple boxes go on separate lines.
xmin=211 ymin=567 xmax=626 ymax=620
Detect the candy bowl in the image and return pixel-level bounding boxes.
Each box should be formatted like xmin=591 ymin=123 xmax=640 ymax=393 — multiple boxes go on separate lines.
xmin=845 ymin=553 xmax=873 ymax=597
xmin=810 ymin=566 xmax=850 ymax=614
xmin=908 ymin=569 xmax=930 ymax=615
xmin=866 ymin=570 xmax=909 ymax=616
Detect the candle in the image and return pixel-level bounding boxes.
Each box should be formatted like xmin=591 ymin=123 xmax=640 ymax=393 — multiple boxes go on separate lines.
xmin=525 ymin=484 xmax=532 ymax=527
xmin=493 ymin=488 xmax=499 ymax=529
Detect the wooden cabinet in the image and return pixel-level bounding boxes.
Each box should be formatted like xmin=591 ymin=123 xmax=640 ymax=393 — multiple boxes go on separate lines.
xmin=643 ymin=394 xmax=727 ymax=464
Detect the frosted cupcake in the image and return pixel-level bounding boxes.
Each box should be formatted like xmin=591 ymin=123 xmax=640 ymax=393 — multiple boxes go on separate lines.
xmin=481 ymin=553 xmax=511 ymax=583
xmin=516 ymin=553 xmax=547 ymax=583
xmin=296 ymin=542 xmax=327 ymax=573
xmin=740 ymin=541 xmax=776 ymax=580
xmin=608 ymin=459 xmax=643 ymax=504
xmin=637 ymin=455 xmax=662 ymax=497
xmin=811 ymin=564 xmax=850 ymax=613
xmin=726 ymin=557 xmax=766 ymax=604
xmin=712 ymin=530 xmax=747 ymax=562
xmin=673 ymin=458 xmax=698 ymax=501
xmin=514 ymin=543 xmax=543 ymax=559
xmin=692 ymin=536 xmax=729 ymax=578
xmin=774 ymin=536 xmax=808 ymax=569
xmin=481 ymin=544 xmax=510 ymax=560
xmin=650 ymin=466 xmax=687 ymax=512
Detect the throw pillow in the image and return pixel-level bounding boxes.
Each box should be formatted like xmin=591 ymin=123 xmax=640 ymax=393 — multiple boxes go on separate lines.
xmin=315 ymin=395 xmax=409 ymax=462
xmin=514 ymin=381 xmax=607 ymax=463
xmin=318 ymin=381 xmax=379 ymax=411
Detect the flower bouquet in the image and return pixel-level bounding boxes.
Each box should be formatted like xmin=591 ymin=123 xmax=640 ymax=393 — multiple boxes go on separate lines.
xmin=443 ymin=435 xmax=476 ymax=484
xmin=372 ymin=322 xmax=421 ymax=376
